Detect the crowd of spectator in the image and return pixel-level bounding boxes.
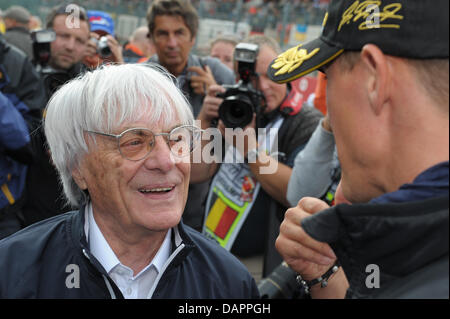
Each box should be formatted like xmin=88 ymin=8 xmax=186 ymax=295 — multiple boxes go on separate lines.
xmin=0 ymin=0 xmax=447 ymax=301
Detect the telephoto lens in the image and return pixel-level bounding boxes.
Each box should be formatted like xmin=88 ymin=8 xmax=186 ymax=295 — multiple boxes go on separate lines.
xmin=258 ymin=262 xmax=305 ymax=299
xmin=218 ymin=92 xmax=255 ymax=129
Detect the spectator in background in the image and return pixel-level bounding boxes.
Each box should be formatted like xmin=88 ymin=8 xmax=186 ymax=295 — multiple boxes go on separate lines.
xmin=0 ymin=91 xmax=30 ymax=240
xmin=0 ymin=35 xmax=46 ymax=239
xmin=21 ymin=4 xmax=90 ymax=228
xmin=45 ymin=4 xmax=90 ymax=76
xmin=28 ymin=15 xmax=42 ymax=31
xmin=123 ymin=26 xmax=155 ymax=63
xmin=83 ymin=10 xmax=124 ymax=69
xmin=146 ymin=0 xmax=236 ymax=232
xmin=287 ymin=114 xmax=340 ymax=207
xmin=192 ymin=35 xmax=323 ymax=282
xmin=1 ymin=5 xmax=33 ymax=58
xmin=209 ymin=34 xmax=239 ymax=71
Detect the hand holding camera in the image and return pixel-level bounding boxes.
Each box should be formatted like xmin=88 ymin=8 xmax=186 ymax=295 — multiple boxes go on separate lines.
xmin=85 ymin=33 xmax=123 ymax=64
xmin=197 ymin=84 xmax=225 ymax=128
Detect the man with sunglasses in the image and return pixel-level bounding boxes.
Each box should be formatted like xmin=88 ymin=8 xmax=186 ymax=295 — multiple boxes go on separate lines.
xmin=0 ymin=63 xmax=259 ymax=299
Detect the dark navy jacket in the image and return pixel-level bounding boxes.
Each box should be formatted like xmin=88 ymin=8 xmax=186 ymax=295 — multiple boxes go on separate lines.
xmin=0 ymin=206 xmax=260 ymax=298
xmin=302 ymin=162 xmax=449 ymax=299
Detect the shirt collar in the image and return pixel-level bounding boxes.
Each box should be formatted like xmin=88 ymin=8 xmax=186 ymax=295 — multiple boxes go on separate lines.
xmin=87 ymin=202 xmax=121 ymax=273
xmin=86 ymin=202 xmax=172 ymax=274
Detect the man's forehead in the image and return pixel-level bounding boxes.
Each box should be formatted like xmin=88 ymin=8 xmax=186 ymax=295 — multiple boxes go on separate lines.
xmin=154 ymin=15 xmax=189 ymax=31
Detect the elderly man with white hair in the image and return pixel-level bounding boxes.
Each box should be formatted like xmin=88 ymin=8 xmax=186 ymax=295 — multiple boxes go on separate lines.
xmin=0 ymin=63 xmax=259 ymax=299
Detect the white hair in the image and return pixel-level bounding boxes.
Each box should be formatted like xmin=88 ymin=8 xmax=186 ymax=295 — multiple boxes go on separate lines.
xmin=44 ymin=63 xmax=194 ymax=207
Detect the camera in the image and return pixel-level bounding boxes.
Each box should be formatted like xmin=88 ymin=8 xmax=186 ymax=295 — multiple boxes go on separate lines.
xmin=31 ymin=29 xmax=56 ymax=69
xmin=31 ymin=29 xmax=74 ymax=99
xmin=217 ymin=43 xmax=265 ymax=129
xmin=95 ymin=36 xmax=112 ymax=58
xmin=258 ymin=262 xmax=305 ymax=299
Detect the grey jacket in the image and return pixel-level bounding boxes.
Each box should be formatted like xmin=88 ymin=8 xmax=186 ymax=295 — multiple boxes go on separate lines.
xmin=3 ymin=27 xmax=33 ymax=58
xmin=287 ymin=118 xmax=340 ymax=206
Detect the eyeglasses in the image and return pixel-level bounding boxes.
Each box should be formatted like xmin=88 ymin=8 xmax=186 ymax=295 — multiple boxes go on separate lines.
xmin=86 ymin=125 xmax=203 ymax=161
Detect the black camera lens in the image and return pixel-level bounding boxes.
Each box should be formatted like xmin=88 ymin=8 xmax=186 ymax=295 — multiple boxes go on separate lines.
xmin=258 ymin=262 xmax=304 ymax=299
xmin=218 ymin=94 xmax=254 ymax=129
xmin=97 ymin=36 xmax=112 ymax=58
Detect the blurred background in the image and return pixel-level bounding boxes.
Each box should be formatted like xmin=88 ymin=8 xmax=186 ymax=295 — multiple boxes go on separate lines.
xmin=0 ymin=0 xmax=329 ymax=55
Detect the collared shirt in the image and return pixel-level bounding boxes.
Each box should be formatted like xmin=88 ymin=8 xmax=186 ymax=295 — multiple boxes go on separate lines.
xmin=85 ymin=202 xmax=172 ymax=299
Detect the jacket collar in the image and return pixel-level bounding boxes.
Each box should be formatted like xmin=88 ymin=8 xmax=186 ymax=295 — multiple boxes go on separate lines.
xmin=70 ymin=205 xmax=196 ymax=269
xmin=302 ymin=195 xmax=449 ymax=297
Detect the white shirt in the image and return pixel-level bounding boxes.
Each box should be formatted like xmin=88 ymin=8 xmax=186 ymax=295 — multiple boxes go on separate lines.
xmin=85 ymin=203 xmax=172 ymax=299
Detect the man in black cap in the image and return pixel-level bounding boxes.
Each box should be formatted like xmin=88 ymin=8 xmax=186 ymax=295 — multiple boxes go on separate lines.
xmin=1 ymin=5 xmax=32 ymax=57
xmin=272 ymin=0 xmax=448 ymax=298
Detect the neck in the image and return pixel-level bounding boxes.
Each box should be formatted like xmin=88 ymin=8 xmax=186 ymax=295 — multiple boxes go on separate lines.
xmin=168 ymin=64 xmax=186 ymax=78
xmin=386 ymin=102 xmax=448 ymax=194
xmin=93 ymin=210 xmax=168 ymax=275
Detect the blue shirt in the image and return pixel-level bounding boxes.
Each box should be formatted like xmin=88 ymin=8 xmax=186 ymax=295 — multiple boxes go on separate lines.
xmin=371 ymin=161 xmax=449 ymax=204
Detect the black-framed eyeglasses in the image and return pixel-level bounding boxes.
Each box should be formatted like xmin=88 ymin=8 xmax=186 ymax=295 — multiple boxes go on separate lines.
xmin=86 ymin=125 xmax=203 ymax=161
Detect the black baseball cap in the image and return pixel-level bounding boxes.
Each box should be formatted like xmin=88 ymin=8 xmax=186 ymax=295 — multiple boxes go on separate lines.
xmin=268 ymin=0 xmax=449 ymax=84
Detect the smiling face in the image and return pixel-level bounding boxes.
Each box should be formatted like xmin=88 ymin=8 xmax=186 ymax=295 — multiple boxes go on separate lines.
xmin=73 ymin=115 xmax=190 ymax=234
xmin=151 ymin=15 xmax=195 ymax=76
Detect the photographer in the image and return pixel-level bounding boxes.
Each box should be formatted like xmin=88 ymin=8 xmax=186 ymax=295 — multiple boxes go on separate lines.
xmin=192 ymin=35 xmax=323 ymax=281
xmin=21 ymin=4 xmax=90 ymax=227
xmin=83 ymin=10 xmax=124 ymax=69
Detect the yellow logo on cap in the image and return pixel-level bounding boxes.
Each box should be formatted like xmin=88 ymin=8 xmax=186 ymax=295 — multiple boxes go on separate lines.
xmin=338 ymin=1 xmax=403 ymax=32
xmin=271 ymin=45 xmax=320 ymax=76
xmin=322 ymin=12 xmax=329 ymax=27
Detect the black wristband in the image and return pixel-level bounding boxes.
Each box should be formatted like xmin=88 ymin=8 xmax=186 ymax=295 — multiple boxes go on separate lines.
xmin=296 ymin=260 xmax=341 ymax=294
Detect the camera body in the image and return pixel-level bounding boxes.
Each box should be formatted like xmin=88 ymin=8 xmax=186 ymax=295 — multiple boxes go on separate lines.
xmin=91 ymin=36 xmax=112 ymax=59
xmin=31 ymin=29 xmax=78 ymax=99
xmin=218 ymin=43 xmax=265 ymax=129
xmin=31 ymin=29 xmax=56 ymax=68
xmin=94 ymin=36 xmax=112 ymax=58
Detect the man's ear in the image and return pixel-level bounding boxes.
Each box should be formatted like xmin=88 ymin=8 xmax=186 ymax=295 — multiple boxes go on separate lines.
xmin=72 ymin=165 xmax=87 ymax=190
xmin=360 ymin=44 xmax=391 ymax=116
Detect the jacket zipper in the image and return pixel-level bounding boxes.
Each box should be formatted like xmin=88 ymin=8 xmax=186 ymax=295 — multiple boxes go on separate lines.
xmin=146 ymin=243 xmax=185 ymax=299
